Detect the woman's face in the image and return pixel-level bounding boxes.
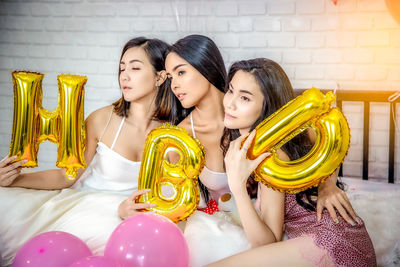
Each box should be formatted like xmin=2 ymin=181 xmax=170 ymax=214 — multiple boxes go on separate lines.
xmin=165 ymin=52 xmax=211 ymax=108
xmin=223 ymin=70 xmax=264 ymax=133
xmin=119 ymin=46 xmax=157 ymax=102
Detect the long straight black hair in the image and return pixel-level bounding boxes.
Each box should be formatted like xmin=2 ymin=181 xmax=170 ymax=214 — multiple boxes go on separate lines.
xmin=220 ymin=58 xmax=344 ymax=211
xmin=156 ymin=34 xmax=227 ymax=204
xmin=113 ymin=37 xmax=171 ymax=121
xmin=158 ymin=34 xmax=227 ymax=125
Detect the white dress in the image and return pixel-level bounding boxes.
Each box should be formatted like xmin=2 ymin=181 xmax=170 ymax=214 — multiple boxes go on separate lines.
xmin=0 ymin=116 xmax=140 ymax=266
xmin=184 ymin=113 xmax=251 ymax=267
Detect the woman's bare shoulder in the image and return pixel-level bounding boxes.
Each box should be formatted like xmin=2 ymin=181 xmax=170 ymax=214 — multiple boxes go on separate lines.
xmin=85 ymin=105 xmax=114 ymax=134
xmin=87 ymin=105 xmax=113 ymax=122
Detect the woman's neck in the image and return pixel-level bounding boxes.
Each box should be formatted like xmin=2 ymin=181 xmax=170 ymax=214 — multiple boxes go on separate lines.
xmin=193 ymin=86 xmax=225 ymax=124
xmin=239 ymin=127 xmax=251 ymax=136
xmin=126 ymin=92 xmax=157 ymax=130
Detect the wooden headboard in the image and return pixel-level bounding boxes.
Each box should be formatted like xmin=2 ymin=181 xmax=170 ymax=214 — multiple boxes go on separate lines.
xmin=294 ymin=89 xmax=399 ymax=184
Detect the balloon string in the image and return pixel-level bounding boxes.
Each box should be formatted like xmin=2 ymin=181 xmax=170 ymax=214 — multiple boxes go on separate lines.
xmin=388 ymin=91 xmax=400 ymax=133
xmin=172 ymin=0 xmax=181 ymax=33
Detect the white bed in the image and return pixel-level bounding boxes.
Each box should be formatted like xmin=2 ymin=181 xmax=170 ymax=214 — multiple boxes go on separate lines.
xmin=0 ymin=177 xmax=399 ymax=267
xmin=1 ymin=89 xmax=399 ymax=266
xmin=341 ymin=177 xmax=400 ymax=266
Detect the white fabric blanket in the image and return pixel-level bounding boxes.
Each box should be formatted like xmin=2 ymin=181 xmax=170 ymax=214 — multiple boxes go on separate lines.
xmin=341 ymin=178 xmax=400 ymax=267
xmin=0 ymin=178 xmax=399 ymax=267
xmin=0 ymin=187 xmax=125 ymax=266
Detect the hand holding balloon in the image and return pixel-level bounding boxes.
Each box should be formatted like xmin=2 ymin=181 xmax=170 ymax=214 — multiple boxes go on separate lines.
xmin=245 ymin=88 xmax=350 ymax=193
xmin=138 ymin=124 xmax=205 ymax=222
xmin=0 ymin=155 xmax=27 ymax=187
xmin=224 ymin=130 xmax=271 ymax=195
xmin=118 ymin=189 xmax=157 ymax=220
xmin=9 ymin=71 xmax=87 ymax=179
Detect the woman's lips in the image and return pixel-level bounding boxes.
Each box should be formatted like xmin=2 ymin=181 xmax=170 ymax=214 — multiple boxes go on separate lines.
xmin=224 ymin=112 xmax=236 ymax=119
xmin=176 ymin=93 xmax=185 ymax=100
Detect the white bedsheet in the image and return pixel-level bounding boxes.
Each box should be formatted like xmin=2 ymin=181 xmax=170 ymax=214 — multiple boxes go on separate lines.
xmin=0 ymin=187 xmax=125 ymax=266
xmin=342 ymin=177 xmax=400 ymax=267
xmin=0 ymin=178 xmax=399 ymax=267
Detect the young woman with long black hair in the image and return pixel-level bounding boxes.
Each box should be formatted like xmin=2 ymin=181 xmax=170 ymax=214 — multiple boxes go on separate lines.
xmin=160 ymin=35 xmax=362 ymax=266
xmin=208 ymin=58 xmax=376 ymax=267
xmin=0 ymin=37 xmax=171 ymax=265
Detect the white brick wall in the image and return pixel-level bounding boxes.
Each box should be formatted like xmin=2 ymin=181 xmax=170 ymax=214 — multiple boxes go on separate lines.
xmin=0 ymin=0 xmax=399 ymax=181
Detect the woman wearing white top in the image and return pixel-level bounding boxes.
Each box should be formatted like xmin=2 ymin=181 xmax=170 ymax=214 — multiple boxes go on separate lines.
xmin=161 ymin=34 xmax=360 ymax=267
xmin=0 ymin=37 xmax=170 ymax=265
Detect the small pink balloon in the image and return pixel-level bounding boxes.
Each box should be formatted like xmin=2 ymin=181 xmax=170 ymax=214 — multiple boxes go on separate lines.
xmin=69 ymin=256 xmax=121 ymax=267
xmin=105 ymin=213 xmax=189 ymax=267
xmin=12 ymin=231 xmax=92 ymax=267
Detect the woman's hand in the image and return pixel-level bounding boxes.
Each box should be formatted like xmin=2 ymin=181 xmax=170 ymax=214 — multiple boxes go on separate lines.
xmin=317 ymin=171 xmax=359 ymax=225
xmin=118 ymin=189 xmax=157 ymax=220
xmin=0 ymin=156 xmax=27 ymax=187
xmin=224 ymin=130 xmax=270 ymax=195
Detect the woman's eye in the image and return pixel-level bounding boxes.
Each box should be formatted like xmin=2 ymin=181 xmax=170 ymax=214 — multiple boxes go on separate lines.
xmin=227 ymin=88 xmax=233 ymax=94
xmin=132 ymin=68 xmax=140 ymax=70
xmin=120 ymin=69 xmax=125 ymax=72
xmin=178 ymin=71 xmax=184 ymax=76
xmin=241 ymin=96 xmax=250 ymax=101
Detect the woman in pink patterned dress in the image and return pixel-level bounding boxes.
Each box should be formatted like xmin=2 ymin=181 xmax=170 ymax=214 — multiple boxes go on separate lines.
xmin=208 ymin=58 xmax=376 ymax=267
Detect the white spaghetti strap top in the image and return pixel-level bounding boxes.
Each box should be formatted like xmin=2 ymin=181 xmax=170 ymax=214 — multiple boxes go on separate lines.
xmin=110 ymin=117 xmax=125 ymax=150
xmin=190 ymin=112 xmax=197 ymax=138
xmin=190 ymin=112 xmax=230 ymax=200
xmin=99 ymin=106 xmax=114 ymax=143
xmin=72 ymin=112 xmax=140 ymax=196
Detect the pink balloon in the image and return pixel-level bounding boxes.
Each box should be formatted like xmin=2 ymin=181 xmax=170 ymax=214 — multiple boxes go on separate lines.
xmin=105 ymin=213 xmax=189 ymax=267
xmin=69 ymin=256 xmax=121 ymax=267
xmin=12 ymin=231 xmax=92 ymax=267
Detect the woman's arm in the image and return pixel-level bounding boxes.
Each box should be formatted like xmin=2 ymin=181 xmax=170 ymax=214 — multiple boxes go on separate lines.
xmin=255 ymin=150 xmax=289 ymax=242
xmin=233 ymin=182 xmax=284 ymax=247
xmin=225 ymin=131 xmax=280 ymax=247
xmin=0 ymin=107 xmax=107 ymax=189
xmin=308 ymin=128 xmax=359 ymax=225
xmin=317 ymin=169 xmax=359 ymax=225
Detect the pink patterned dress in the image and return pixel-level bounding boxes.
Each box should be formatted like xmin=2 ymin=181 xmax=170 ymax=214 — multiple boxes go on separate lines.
xmin=284 ymin=193 xmax=377 ymax=267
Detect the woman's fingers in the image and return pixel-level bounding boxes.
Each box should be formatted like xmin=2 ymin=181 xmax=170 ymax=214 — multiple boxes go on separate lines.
xmin=3 ymin=159 xmax=27 ymax=173
xmin=337 ymin=193 xmax=359 ymax=224
xmin=316 ymin=201 xmax=324 ymax=222
xmin=253 ymin=152 xmax=271 ymax=167
xmin=330 ymin=198 xmax=354 ymax=225
xmin=0 ymin=173 xmax=19 ymax=187
xmin=132 ymin=202 xmax=157 ymax=210
xmin=241 ymin=130 xmax=256 ymax=152
xmin=6 ymin=168 xmax=20 ymax=177
xmin=325 ymin=203 xmax=339 ymax=223
xmin=128 ymin=189 xmax=151 ymax=201
xmin=232 ymin=135 xmax=245 ymax=151
xmin=0 ymin=155 xmax=18 ymax=168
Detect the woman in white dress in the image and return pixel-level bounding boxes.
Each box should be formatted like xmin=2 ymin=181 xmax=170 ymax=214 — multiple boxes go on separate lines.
xmin=0 ymin=37 xmax=170 ymax=265
xmin=161 ymin=35 xmax=361 ymax=267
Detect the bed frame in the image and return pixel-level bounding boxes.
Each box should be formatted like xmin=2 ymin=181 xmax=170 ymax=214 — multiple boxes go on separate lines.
xmin=294 ymin=89 xmax=399 ymax=184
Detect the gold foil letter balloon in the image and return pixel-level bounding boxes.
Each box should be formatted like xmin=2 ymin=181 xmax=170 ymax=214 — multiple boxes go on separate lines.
xmin=247 ymin=88 xmax=350 ymax=193
xmin=9 ymin=71 xmax=87 ymax=179
xmin=138 ymin=124 xmax=205 ymax=223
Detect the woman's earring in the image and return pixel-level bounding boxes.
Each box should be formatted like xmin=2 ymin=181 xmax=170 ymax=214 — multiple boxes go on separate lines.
xmin=156 ymin=84 xmax=159 ymax=90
